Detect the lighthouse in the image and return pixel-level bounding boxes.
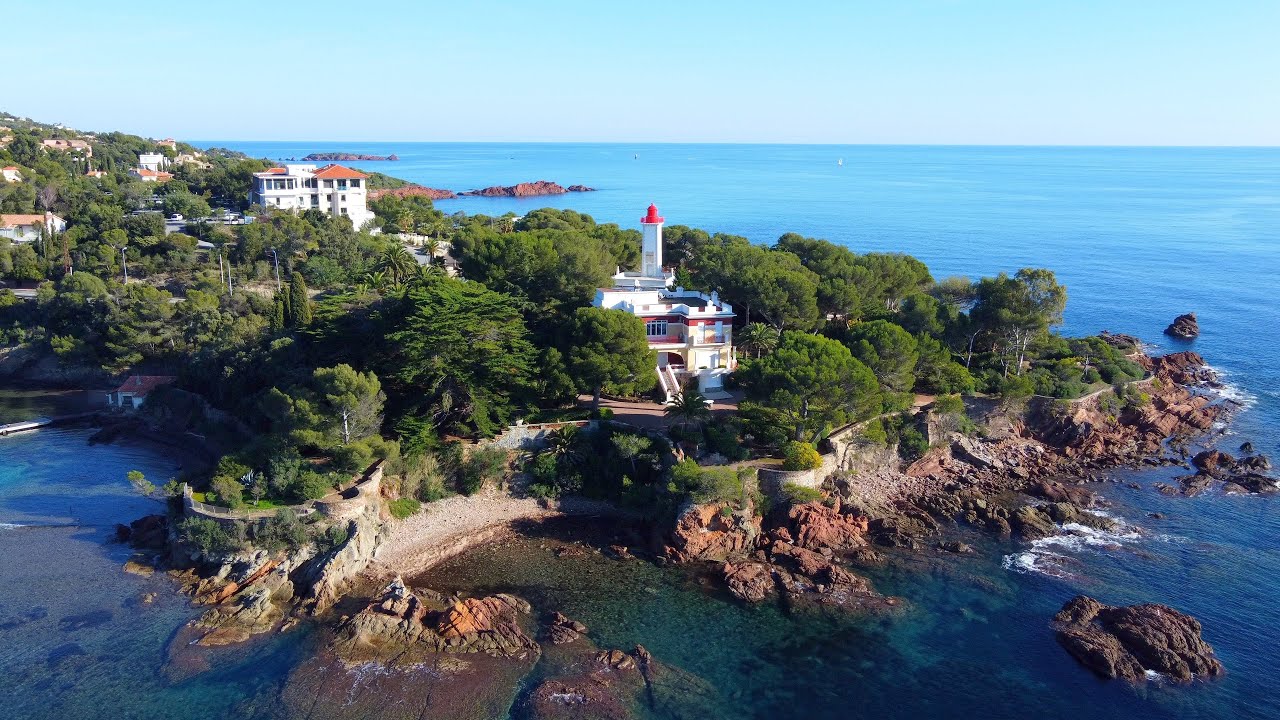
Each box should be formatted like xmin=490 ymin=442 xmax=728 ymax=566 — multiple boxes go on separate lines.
xmin=640 ymin=203 xmax=664 ymax=279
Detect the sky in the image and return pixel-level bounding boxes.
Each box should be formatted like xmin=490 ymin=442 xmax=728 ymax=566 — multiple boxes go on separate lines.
xmin=3 ymin=0 xmax=1277 ymax=145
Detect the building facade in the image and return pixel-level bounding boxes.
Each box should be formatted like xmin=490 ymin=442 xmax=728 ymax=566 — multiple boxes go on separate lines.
xmin=593 ymin=204 xmax=735 ymax=400
xmin=138 ymin=152 xmax=169 ymax=172
xmin=106 ymin=375 xmax=176 ymax=409
xmin=0 ymin=212 xmax=66 ymax=242
xmin=1 ymin=166 xmax=22 ymax=183
xmin=249 ymin=163 xmax=374 ymax=228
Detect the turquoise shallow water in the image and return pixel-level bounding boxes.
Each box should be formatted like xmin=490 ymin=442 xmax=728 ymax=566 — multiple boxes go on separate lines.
xmin=7 ymin=144 xmax=1280 ymax=717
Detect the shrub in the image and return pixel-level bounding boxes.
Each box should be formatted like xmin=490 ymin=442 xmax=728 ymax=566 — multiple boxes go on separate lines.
xmin=314 ymin=523 xmax=349 ymax=553
xmin=861 ymin=419 xmax=889 ymax=445
xmin=932 ymin=394 xmax=965 ymax=416
xmin=293 ymin=471 xmax=336 ymax=502
xmin=781 ymin=483 xmax=824 ymax=505
xmin=389 ymin=497 xmax=421 ymax=519
xmin=255 ymin=509 xmax=307 ymax=551
xmin=670 ymin=459 xmax=754 ymax=507
xmin=209 ymin=475 xmax=245 ymax=509
xmin=897 ymin=425 xmax=929 ymax=462
xmin=704 ymin=422 xmax=749 ymax=461
xmin=781 ymin=441 xmax=823 ymax=471
xmin=177 ymin=516 xmax=241 ymax=555
xmin=127 ymin=470 xmax=154 ymax=496
xmin=460 ymin=447 xmax=508 ymax=495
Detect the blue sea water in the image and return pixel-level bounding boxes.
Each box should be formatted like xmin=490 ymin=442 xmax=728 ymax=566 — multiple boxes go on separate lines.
xmin=5 ymin=144 xmax=1279 ymax=718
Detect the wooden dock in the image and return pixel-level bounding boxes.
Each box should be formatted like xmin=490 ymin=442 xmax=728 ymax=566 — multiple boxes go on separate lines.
xmin=0 ymin=413 xmax=96 ymax=436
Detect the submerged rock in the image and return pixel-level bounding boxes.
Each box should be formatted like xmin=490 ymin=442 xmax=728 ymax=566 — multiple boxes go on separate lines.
xmin=1052 ymin=595 xmax=1224 ymax=682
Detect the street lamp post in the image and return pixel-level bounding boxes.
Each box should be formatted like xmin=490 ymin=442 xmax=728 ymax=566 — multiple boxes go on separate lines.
xmin=267 ymin=248 xmax=281 ymax=291
xmin=120 ymin=245 xmax=128 ymax=284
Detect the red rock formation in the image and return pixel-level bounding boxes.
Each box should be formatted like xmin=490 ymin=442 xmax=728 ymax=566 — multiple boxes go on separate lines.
xmin=664 ymin=502 xmax=758 ymax=562
xmin=460 ymin=180 xmax=569 ymax=197
xmin=369 ymin=185 xmax=457 ymax=201
xmin=1053 ymin=595 xmax=1225 ymax=682
xmin=782 ymin=501 xmax=869 ymax=551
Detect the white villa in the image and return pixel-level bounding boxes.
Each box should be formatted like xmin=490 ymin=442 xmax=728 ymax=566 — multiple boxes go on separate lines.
xmin=593 ymin=204 xmax=736 ymax=401
xmin=1 ymin=166 xmax=22 ymax=183
xmin=249 ymin=163 xmax=375 ymax=228
xmin=138 ymin=152 xmax=169 ymax=172
xmin=0 ymin=212 xmax=67 ymax=243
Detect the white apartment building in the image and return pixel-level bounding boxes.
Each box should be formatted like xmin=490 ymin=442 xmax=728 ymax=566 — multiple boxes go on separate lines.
xmin=249 ymin=163 xmax=374 ymax=228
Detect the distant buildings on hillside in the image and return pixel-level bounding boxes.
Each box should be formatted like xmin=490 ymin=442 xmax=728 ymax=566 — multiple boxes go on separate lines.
xmin=249 ymin=163 xmax=374 ymax=228
xmin=1 ymin=166 xmax=22 ymax=183
xmin=593 ymin=204 xmax=736 ymax=400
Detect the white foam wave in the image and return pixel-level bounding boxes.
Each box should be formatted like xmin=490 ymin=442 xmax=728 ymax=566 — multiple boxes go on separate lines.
xmin=0 ymin=522 xmax=24 ymax=531
xmin=1002 ymin=514 xmax=1149 ymax=579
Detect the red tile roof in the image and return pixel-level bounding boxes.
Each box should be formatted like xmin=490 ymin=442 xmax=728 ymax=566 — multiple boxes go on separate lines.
xmin=264 ymin=167 xmax=288 ymax=174
xmin=312 ymin=164 xmax=369 ymax=180
xmin=112 ymin=375 xmax=176 ymax=397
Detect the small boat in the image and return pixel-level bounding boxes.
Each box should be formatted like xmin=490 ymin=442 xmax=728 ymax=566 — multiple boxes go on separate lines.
xmin=837 ymin=158 xmax=844 ymax=167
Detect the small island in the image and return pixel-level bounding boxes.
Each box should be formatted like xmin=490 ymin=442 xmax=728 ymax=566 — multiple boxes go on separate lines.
xmin=459 ymin=180 xmax=595 ymax=197
xmin=301 ymin=152 xmax=399 ymax=161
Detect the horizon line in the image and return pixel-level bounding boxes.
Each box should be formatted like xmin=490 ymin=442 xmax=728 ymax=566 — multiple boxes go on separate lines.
xmin=191 ymin=139 xmax=1280 ymax=149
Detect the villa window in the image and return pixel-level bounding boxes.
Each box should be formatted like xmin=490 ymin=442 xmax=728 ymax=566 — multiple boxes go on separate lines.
xmin=324 ymin=180 xmax=334 ymax=188
xmin=351 ymin=179 xmax=360 ymax=188
xmin=645 ymin=319 xmax=668 ymax=337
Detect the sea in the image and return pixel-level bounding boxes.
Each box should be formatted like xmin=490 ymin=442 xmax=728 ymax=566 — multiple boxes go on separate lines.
xmin=2 ymin=144 xmax=1278 ymax=718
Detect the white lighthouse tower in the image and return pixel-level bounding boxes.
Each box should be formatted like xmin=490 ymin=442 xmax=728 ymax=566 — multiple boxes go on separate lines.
xmin=610 ymin=203 xmax=673 ymax=289
xmin=640 ymin=203 xmax=664 ymax=279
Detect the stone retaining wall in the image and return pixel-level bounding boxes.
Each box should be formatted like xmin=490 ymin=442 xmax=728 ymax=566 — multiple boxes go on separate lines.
xmin=488 ymin=419 xmax=597 ymax=451
xmin=181 ymin=460 xmax=385 ymax=525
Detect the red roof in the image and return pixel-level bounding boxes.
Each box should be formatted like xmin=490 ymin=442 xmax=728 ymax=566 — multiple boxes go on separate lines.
xmin=264 ymin=167 xmax=288 ymax=174
xmin=642 ymin=203 xmax=664 ymax=224
xmin=312 ymin=164 xmax=369 ymax=180
xmin=112 ymin=375 xmax=176 ymax=397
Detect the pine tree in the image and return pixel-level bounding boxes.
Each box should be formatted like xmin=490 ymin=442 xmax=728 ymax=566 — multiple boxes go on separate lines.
xmin=288 ymin=272 xmax=312 ymax=327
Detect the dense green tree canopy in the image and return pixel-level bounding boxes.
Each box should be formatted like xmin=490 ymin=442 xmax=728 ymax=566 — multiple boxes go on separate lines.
xmin=738 ymin=332 xmax=880 ymax=443
xmin=568 ymin=306 xmax=656 ymax=408
xmin=384 ymin=274 xmax=537 ymax=436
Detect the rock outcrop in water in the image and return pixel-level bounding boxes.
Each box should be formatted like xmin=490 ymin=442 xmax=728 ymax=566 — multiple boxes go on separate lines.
xmin=334 ymin=578 xmax=538 ymax=662
xmin=301 ymin=152 xmax=397 ymax=161
xmin=1164 ymin=312 xmax=1200 ymax=339
xmin=459 ymin=180 xmax=593 ymax=197
xmin=1052 ymin=595 xmax=1225 ymax=682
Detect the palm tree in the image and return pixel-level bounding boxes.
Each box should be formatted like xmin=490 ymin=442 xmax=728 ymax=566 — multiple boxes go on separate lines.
xmin=422 ymin=237 xmax=441 ymax=266
xmin=736 ymin=322 xmax=780 ymax=359
xmin=665 ymin=382 xmax=712 ymax=431
xmin=377 ymin=246 xmax=418 ymax=286
xmin=364 ymin=269 xmax=390 ymax=291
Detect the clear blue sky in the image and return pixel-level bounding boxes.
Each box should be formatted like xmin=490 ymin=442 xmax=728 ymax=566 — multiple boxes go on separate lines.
xmin=4 ymin=0 xmax=1277 ymax=144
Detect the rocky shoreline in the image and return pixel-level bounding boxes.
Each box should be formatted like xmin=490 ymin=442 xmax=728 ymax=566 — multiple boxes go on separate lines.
xmin=118 ymin=346 xmax=1270 ymax=710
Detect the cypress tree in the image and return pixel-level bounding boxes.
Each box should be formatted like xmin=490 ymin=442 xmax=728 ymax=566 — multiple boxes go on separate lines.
xmin=288 ymin=272 xmax=312 ymax=327
xmin=270 ymin=294 xmax=287 ymax=332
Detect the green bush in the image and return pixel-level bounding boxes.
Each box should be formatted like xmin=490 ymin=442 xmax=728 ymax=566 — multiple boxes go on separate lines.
xmin=932 ymin=394 xmax=965 ymax=416
xmin=781 ymin=441 xmax=823 ymax=471
xmin=861 ymin=419 xmax=889 ymax=445
xmin=254 ymin=509 xmax=307 ymax=551
xmin=177 ymin=516 xmax=241 ymax=555
xmin=897 ymin=425 xmax=929 ymax=462
xmin=388 ymin=497 xmax=421 ymax=519
xmin=781 ymin=483 xmax=824 ymax=505
xmin=460 ymin=447 xmax=508 ymax=495
xmin=314 ymin=523 xmax=349 ymax=553
xmin=209 ymin=476 xmax=245 ymax=509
